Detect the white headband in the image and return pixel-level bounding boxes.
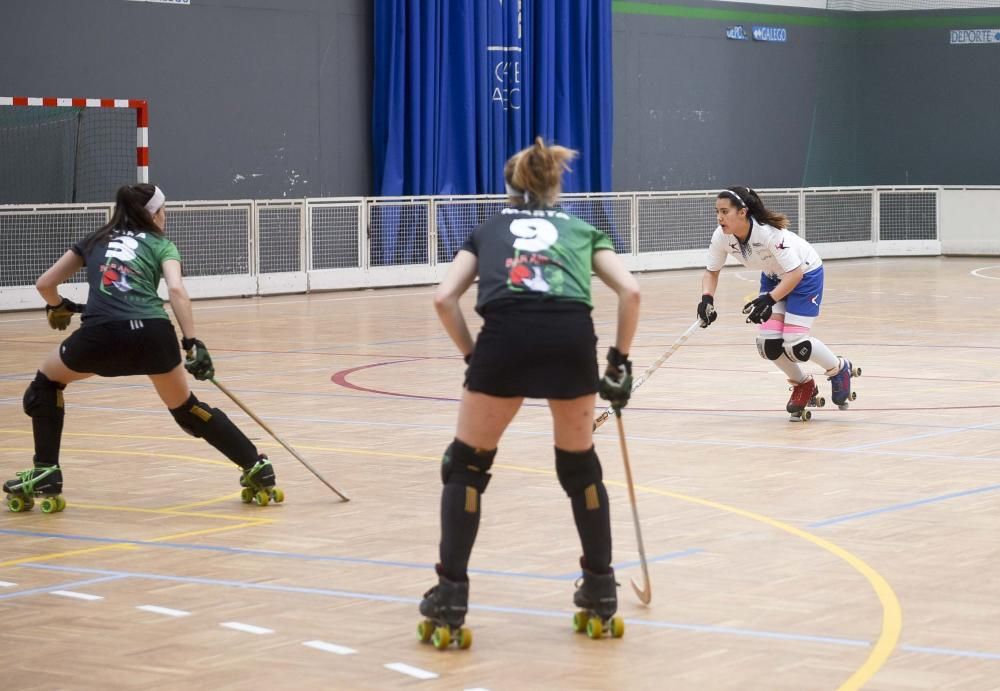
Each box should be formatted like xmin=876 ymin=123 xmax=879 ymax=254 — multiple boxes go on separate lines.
xmin=145 ymin=186 xmax=165 ymax=214
xmin=505 ymin=182 xmax=530 ymax=203
xmin=720 ymin=189 xmax=746 ymax=207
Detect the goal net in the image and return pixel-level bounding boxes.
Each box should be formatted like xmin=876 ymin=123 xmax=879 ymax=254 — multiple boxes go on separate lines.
xmin=0 ymin=97 xmax=148 ymax=205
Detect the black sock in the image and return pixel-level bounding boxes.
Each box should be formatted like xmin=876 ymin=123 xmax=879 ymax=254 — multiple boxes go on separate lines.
xmin=571 ymin=481 xmax=612 ymax=574
xmin=438 ymin=483 xmax=480 ymax=582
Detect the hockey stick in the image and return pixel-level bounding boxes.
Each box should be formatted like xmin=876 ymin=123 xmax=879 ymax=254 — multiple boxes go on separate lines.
xmin=210 ymin=378 xmax=350 ymax=502
xmin=594 ymin=319 xmax=702 ymax=431
xmin=615 ymin=410 xmax=651 ymax=605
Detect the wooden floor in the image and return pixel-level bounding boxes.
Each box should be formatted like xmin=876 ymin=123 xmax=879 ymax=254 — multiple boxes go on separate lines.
xmin=2 ymin=256 xmax=1000 ymax=690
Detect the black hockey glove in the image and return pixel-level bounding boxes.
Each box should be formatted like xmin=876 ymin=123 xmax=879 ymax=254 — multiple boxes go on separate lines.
xmin=182 ymin=337 xmax=215 ymax=381
xmin=45 ymin=297 xmax=83 ymax=330
xmin=742 ymin=293 xmax=776 ymax=324
xmin=697 ymin=294 xmax=717 ymax=328
xmin=598 ymin=346 xmax=633 ymax=412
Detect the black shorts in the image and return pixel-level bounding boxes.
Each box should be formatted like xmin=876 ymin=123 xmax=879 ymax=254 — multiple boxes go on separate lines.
xmin=465 ymin=301 xmax=599 ymax=399
xmin=59 ymin=319 xmax=182 ymax=377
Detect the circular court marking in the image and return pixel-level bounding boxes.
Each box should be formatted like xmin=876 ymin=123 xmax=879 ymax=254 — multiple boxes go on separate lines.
xmin=970 ymin=265 xmax=1000 ymax=280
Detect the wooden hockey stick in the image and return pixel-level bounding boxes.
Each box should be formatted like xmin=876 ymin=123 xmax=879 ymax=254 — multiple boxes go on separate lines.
xmin=594 ymin=319 xmax=702 ymax=431
xmin=211 ymin=377 xmax=350 ymax=502
xmin=615 ymin=411 xmax=651 ymax=605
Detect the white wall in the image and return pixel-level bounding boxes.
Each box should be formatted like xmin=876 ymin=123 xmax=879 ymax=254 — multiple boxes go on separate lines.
xmin=939 ymin=189 xmax=1000 ymax=255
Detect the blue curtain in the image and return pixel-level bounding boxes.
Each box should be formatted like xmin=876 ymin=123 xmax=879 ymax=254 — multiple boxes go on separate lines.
xmin=373 ymin=0 xmax=613 ymax=198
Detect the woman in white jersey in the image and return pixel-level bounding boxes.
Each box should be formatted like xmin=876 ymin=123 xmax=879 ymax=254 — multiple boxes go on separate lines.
xmin=696 ymin=186 xmax=858 ymax=420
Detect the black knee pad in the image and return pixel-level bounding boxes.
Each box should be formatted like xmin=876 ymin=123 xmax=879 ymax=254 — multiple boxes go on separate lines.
xmin=555 ymin=446 xmax=602 ymax=497
xmin=756 ymin=337 xmax=784 ymax=361
xmin=441 ymin=438 xmax=496 ymax=493
xmin=169 ymin=393 xmax=214 ymax=437
xmin=784 ymin=338 xmax=812 ymax=362
xmin=23 ymin=371 xmax=65 ymax=418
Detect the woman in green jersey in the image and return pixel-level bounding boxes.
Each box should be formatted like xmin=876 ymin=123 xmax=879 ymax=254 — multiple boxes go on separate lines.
xmin=3 ymin=184 xmax=281 ymax=513
xmin=417 ymin=137 xmax=642 ymax=648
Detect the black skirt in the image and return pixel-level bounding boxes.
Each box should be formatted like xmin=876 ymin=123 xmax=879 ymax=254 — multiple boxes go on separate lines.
xmin=465 ymin=301 xmax=599 ymax=399
xmin=59 ymin=319 xmax=182 ymax=377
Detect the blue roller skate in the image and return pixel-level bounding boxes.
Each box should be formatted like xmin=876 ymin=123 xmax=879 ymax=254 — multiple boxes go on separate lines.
xmin=3 ymin=466 xmax=65 ymax=513
xmin=239 ymin=455 xmax=284 ymax=506
xmin=828 ymin=357 xmax=862 ymax=409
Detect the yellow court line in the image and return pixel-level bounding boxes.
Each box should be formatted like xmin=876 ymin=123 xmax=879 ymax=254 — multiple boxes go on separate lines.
xmin=162 ymin=492 xmax=246 ymax=512
xmin=0 ymin=543 xmax=139 ymax=568
xmin=71 ymin=500 xmax=272 ymax=524
xmin=2 ymin=444 xmax=230 ymax=467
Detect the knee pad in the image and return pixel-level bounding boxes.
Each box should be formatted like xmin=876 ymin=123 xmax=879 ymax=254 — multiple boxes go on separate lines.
xmin=169 ymin=393 xmax=215 ymax=438
xmin=555 ymin=446 xmax=602 ymax=497
xmin=23 ymin=371 xmax=65 ymax=418
xmin=756 ymin=336 xmax=784 ymax=361
xmin=441 ymin=439 xmax=496 ymax=493
xmin=783 ymin=336 xmax=812 ymax=363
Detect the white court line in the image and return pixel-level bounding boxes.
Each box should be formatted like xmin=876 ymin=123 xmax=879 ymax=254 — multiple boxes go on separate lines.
xmin=465 ymin=688 xmax=491 ymax=691
xmin=384 ymin=662 xmax=438 ymax=680
xmin=971 ymin=265 xmax=1000 ymax=280
xmin=0 ymin=581 xmax=15 ymax=587
xmin=137 ymin=605 xmax=190 ymax=618
xmin=220 ymin=621 xmax=274 ymax=635
xmin=50 ymin=590 xmax=103 ymax=601
xmin=302 ymin=640 xmax=357 ymax=655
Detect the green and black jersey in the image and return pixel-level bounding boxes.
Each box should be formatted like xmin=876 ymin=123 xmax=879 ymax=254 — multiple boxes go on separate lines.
xmin=460 ymin=207 xmax=615 ymax=313
xmin=71 ymin=228 xmax=181 ymax=326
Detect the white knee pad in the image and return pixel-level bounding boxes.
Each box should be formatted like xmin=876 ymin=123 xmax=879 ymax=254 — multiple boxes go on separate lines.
xmin=782 ymin=334 xmax=812 ymax=362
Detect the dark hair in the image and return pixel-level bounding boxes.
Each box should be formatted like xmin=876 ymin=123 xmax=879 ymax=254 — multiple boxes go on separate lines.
xmin=504 ymin=136 xmax=578 ymax=208
xmin=83 ymin=183 xmax=163 ymax=252
xmin=717 ymin=186 xmax=789 ymax=230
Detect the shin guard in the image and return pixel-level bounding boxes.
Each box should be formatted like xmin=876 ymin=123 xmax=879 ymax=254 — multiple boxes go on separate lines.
xmin=169 ymin=393 xmax=259 ymax=469
xmin=556 ymin=446 xmax=612 ymax=574
xmin=438 ymin=439 xmax=496 ymax=581
xmin=23 ymin=371 xmax=66 ymax=467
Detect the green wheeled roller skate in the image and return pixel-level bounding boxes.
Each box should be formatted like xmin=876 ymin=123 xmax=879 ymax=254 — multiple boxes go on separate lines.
xmin=417 ymin=566 xmax=472 ymax=650
xmin=239 ymin=455 xmax=284 ymax=506
xmin=572 ymin=562 xmax=624 ymax=640
xmin=3 ymin=466 xmax=66 ymax=514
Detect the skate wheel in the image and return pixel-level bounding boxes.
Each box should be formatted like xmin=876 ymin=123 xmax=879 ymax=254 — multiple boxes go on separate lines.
xmin=586 ymin=617 xmax=603 ymax=639
xmin=270 ymin=487 xmax=284 ymax=503
xmin=431 ymin=626 xmax=451 ymax=650
xmin=610 ymin=615 xmax=625 ymax=638
xmin=801 ymin=409 xmax=812 ymax=421
xmin=838 ymin=403 xmax=850 ymax=411
xmin=572 ymin=610 xmax=589 ymax=633
xmin=240 ymin=488 xmax=254 ymax=504
xmin=853 ymin=366 xmax=862 ymax=377
xmin=813 ymin=396 xmax=826 ymax=407
xmin=254 ymin=490 xmax=270 ymax=506
xmin=457 ymin=627 xmax=472 ymax=649
xmin=849 ymin=391 xmax=857 ymax=401
xmin=8 ymin=495 xmax=29 ymax=513
xmin=40 ymin=496 xmax=61 ymax=514
xmin=417 ymin=619 xmax=434 ymax=643
xmin=56 ymin=496 xmax=66 ymax=512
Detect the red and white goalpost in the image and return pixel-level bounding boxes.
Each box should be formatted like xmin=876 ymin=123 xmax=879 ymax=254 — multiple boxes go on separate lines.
xmin=0 ymin=96 xmax=148 ymax=184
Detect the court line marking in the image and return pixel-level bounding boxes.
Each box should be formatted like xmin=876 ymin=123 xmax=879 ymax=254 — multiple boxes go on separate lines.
xmin=137 ymin=604 xmax=191 ymax=618
xmin=385 ymin=662 xmax=438 ymax=680
xmin=302 ymin=640 xmax=356 ymax=655
xmin=809 ymin=483 xmax=1000 ymax=528
xmin=1 ymin=445 xmax=231 ymax=468
xmin=18 ymin=564 xmax=976 ymax=663
xmin=51 ymin=589 xmax=104 ymax=601
xmin=0 ymin=528 xmax=698 ymax=581
xmin=0 ymin=580 xmax=15 ymax=587
xmin=220 ymin=621 xmax=274 ymax=635
xmin=0 ymin=574 xmax=125 ymax=601
xmin=970 ymin=265 xmax=1000 ymax=280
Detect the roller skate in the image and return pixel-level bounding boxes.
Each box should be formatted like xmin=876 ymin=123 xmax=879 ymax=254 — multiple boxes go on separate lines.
xmin=786 ymin=376 xmax=825 ymax=422
xmin=3 ymin=466 xmax=65 ymax=513
xmin=572 ymin=562 xmax=624 ymax=639
xmin=828 ymin=357 xmax=861 ymax=410
xmin=418 ymin=566 xmax=472 ymax=650
xmin=239 ymin=455 xmax=284 ymax=506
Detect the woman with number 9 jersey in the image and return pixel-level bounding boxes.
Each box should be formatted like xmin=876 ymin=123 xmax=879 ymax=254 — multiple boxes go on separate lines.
xmin=417 ymin=137 xmax=641 ymax=649
xmin=3 ymin=183 xmax=281 ymax=515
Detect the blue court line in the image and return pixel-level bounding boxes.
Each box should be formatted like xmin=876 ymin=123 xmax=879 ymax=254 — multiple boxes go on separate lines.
xmin=0 ymin=528 xmax=696 ymax=581
xmin=843 ymin=420 xmax=999 ymax=452
xmin=0 ymin=574 xmax=126 ymax=601
xmin=553 ymin=548 xmax=703 ymax=579
xmin=20 ymin=563 xmax=1000 ymax=662
xmin=809 ymin=483 xmax=1000 ymax=528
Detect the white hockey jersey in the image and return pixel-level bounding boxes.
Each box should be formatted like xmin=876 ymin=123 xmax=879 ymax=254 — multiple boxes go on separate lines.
xmin=706 ymin=219 xmax=822 ymax=279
